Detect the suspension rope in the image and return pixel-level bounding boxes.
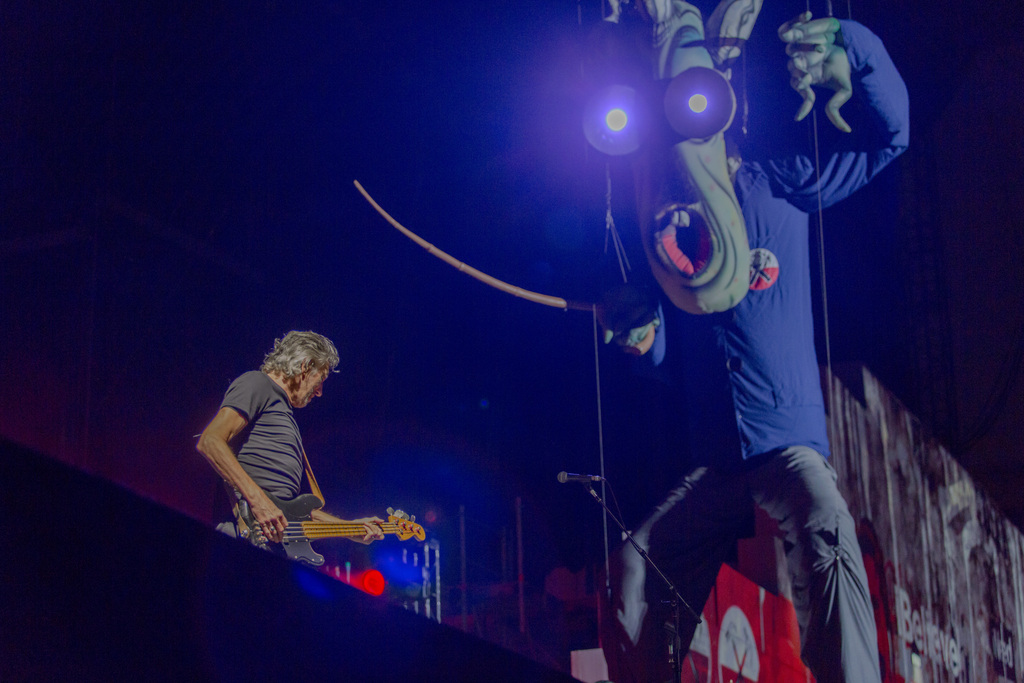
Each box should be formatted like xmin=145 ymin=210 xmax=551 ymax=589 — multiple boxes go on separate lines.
xmin=808 ymin=0 xmax=848 ymax=406
xmin=605 ymin=162 xmax=632 ymax=282
xmin=592 ymin=304 xmax=612 ymax=601
xmin=810 ymin=108 xmax=835 ymax=402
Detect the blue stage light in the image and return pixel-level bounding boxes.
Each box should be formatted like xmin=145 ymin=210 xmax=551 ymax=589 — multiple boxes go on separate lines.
xmin=292 ymin=563 xmax=334 ymax=600
xmin=583 ymin=85 xmax=644 ymax=156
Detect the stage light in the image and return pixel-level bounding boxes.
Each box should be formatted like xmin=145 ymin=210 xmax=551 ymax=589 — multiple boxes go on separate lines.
xmin=663 ymin=67 xmax=736 ymax=141
xmin=583 ymin=85 xmax=644 ymax=156
xmin=347 ymin=568 xmax=386 ymax=596
xmin=292 ymin=564 xmax=332 ymax=600
xmin=360 ymin=569 xmax=386 ymax=597
xmin=375 ymin=553 xmax=427 ymax=599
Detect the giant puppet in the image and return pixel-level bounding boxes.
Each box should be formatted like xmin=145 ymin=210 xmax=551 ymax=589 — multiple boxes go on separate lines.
xmin=591 ymin=1 xmax=909 ymax=682
xmin=353 ymin=0 xmax=907 ymax=679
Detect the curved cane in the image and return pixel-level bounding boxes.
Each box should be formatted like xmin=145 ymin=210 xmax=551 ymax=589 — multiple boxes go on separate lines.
xmin=353 ymin=180 xmax=593 ymax=312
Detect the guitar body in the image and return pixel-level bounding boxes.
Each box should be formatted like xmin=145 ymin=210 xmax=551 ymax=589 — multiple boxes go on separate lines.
xmin=271 ymin=492 xmax=328 ymax=567
xmin=236 ymin=492 xmax=327 ymax=567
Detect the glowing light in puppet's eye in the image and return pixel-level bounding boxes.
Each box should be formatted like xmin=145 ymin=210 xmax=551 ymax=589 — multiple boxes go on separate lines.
xmin=605 ymin=108 xmax=628 ymax=132
xmin=664 ymin=67 xmax=736 ymax=140
xmin=584 ymin=85 xmax=643 ymax=155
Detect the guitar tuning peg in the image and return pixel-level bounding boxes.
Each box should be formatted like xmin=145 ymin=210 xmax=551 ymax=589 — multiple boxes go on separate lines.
xmin=409 ymin=514 xmax=415 ymax=523
xmin=386 ymin=507 xmax=395 ymax=516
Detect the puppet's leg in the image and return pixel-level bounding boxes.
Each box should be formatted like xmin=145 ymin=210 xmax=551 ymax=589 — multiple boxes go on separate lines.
xmin=750 ymin=446 xmax=882 ymax=683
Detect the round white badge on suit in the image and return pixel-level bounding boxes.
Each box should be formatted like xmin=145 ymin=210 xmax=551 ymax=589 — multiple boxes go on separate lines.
xmin=749 ymin=248 xmax=779 ymax=290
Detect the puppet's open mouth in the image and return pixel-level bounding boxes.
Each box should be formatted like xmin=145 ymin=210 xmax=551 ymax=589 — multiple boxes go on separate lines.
xmin=653 ymin=208 xmax=712 ymax=278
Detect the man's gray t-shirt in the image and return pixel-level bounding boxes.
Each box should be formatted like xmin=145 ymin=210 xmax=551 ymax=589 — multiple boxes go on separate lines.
xmin=221 ymin=371 xmax=304 ymax=499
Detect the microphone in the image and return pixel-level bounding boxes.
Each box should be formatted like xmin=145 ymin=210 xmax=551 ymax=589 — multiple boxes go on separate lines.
xmin=557 ymin=471 xmax=604 ymax=484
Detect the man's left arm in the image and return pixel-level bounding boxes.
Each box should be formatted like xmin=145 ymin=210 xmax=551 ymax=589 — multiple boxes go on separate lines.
xmin=838 ymin=20 xmax=910 ymax=152
xmin=770 ymin=18 xmax=910 ymax=210
xmin=309 ymin=508 xmax=385 ymax=544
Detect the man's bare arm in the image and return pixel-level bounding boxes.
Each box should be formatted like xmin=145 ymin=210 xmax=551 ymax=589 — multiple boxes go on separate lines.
xmin=309 ymin=508 xmax=385 ymax=544
xmin=196 ymin=407 xmax=288 ymax=542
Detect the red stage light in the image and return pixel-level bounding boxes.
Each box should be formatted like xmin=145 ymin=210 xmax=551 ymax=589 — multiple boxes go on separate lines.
xmin=359 ymin=569 xmax=386 ymax=597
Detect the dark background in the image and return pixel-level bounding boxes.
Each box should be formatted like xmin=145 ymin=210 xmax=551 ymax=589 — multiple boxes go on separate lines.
xmin=2 ymin=0 xmax=1021 ymax=625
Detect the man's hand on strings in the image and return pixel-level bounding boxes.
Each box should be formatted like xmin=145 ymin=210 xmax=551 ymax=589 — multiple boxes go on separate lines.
xmin=598 ymin=284 xmax=660 ymax=356
xmin=251 ymin=494 xmax=288 ymax=543
xmin=778 ymin=12 xmax=853 ymax=132
xmin=351 ymin=516 xmax=386 ymax=544
xmin=310 ymin=509 xmax=386 ymax=544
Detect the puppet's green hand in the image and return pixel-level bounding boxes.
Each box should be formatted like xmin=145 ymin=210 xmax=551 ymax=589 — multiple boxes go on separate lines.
xmin=778 ymin=12 xmax=853 ymax=133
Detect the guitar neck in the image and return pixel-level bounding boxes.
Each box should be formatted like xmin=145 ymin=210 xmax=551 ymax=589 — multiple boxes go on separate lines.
xmin=291 ymin=520 xmax=412 ymax=540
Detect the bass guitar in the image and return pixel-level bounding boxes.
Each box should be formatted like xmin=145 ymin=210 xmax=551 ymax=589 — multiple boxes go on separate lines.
xmin=234 ymin=491 xmax=425 ymax=566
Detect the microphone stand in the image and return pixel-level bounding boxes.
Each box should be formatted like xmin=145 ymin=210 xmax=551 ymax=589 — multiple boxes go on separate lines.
xmin=582 ymin=482 xmax=701 ymax=683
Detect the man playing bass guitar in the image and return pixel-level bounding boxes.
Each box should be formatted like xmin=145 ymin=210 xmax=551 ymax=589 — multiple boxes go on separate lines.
xmin=197 ymin=330 xmax=385 ymax=549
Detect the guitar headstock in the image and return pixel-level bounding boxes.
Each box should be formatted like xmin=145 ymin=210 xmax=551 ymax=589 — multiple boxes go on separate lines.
xmin=386 ymin=507 xmax=426 ymax=541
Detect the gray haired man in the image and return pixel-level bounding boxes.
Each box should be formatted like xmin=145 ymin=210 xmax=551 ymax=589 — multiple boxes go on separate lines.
xmin=197 ymin=331 xmax=383 ymax=545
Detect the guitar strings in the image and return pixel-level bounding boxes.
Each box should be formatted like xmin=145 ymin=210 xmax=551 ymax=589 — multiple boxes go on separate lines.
xmin=282 ymin=521 xmax=424 ymax=540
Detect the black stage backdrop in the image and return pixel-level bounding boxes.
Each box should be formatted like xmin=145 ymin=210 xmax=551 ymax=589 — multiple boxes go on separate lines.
xmin=2 ymin=0 xmax=1022 ymax=624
